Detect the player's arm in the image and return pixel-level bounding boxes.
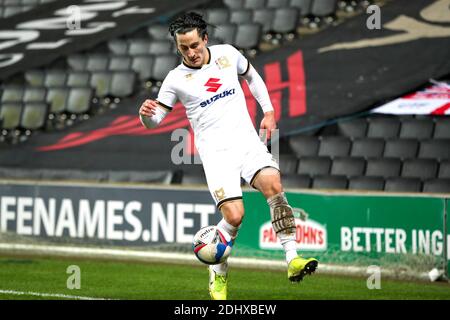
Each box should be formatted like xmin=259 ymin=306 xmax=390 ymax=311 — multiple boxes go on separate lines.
xmin=139 ymin=99 xmax=170 ymax=129
xmin=241 ymin=64 xmax=276 ymax=139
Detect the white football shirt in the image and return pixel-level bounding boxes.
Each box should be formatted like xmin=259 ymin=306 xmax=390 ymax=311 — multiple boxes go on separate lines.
xmin=156 ymin=44 xmax=261 ymax=155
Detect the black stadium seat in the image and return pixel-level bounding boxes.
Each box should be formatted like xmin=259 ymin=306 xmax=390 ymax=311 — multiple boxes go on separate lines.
xmin=20 ymin=102 xmax=48 ymax=130
xmin=1 ymin=86 xmax=24 ymax=102
xmin=109 ymin=56 xmax=132 ymax=71
xmin=132 ymin=55 xmax=155 ymax=81
xmin=86 ymin=54 xmax=109 ymax=72
xmin=418 ymin=139 xmax=450 ymax=160
xmin=128 ymin=39 xmax=151 ymax=55
xmin=66 ymin=88 xmax=92 ymax=114
xmin=289 ymin=135 xmax=319 ymax=157
xmin=149 ymin=40 xmax=173 ymax=55
xmin=224 ymin=0 xmax=245 ymax=9
xmin=90 ymin=72 xmax=113 ymax=98
xmin=108 ymin=39 xmax=128 ymax=55
xmin=252 ymin=9 xmax=275 ymax=33
xmin=422 ymin=179 xmax=450 ymax=193
xmin=384 ymin=178 xmax=422 ymax=192
xmin=281 ymin=173 xmax=310 ymax=189
xmin=213 ymin=24 xmax=237 ymax=45
xmin=337 ymin=117 xmax=367 ymax=138
xmin=25 ymin=70 xmax=45 ymax=86
xmin=289 ymin=0 xmax=312 ymax=15
xmin=235 ymin=23 xmax=262 ymax=50
xmin=66 ymin=71 xmax=91 ymax=87
xmin=365 ymin=158 xmax=402 ymax=178
xmin=110 ymin=72 xmax=136 ymax=98
xmin=181 ymin=171 xmax=207 ymax=185
xmin=434 ymin=118 xmax=450 ymax=139
xmin=399 ymin=118 xmax=434 ymax=139
xmin=44 ymin=70 xmax=67 ymax=87
xmin=278 ymin=154 xmax=298 ymax=174
xmin=244 ymin=0 xmax=266 ymax=10
xmin=318 ymin=136 xmax=351 ymax=158
xmin=267 ymin=0 xmax=290 ymax=8
xmin=312 ymin=175 xmax=347 ymax=190
xmin=147 ymin=24 xmax=171 ymax=40
xmin=23 ymin=87 xmax=46 ymax=103
xmin=366 ymin=117 xmax=400 ymax=138
xmin=348 ymin=176 xmax=384 ymax=191
xmin=351 ymin=138 xmax=385 ymax=158
xmin=401 ymin=159 xmax=438 ymax=180
xmin=330 ymin=157 xmax=365 ymax=177
xmin=152 ymin=54 xmax=179 ymax=81
xmin=67 ymin=54 xmax=88 ymax=71
xmin=0 ymin=103 xmax=22 ymax=129
xmin=271 ymin=8 xmax=299 ymax=35
xmin=230 ymin=9 xmax=253 ymax=24
xmin=383 ymin=139 xmax=419 ymax=159
xmin=206 ymin=8 xmax=230 ymax=25
xmin=311 ymin=0 xmax=337 ymax=17
xmin=297 ymin=156 xmax=331 ymax=176
xmin=438 ymin=160 xmax=450 ymax=179
xmin=46 ymin=88 xmax=69 ymax=115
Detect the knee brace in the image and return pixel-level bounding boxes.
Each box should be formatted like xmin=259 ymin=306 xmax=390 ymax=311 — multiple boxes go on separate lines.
xmin=267 ymin=193 xmax=296 ymax=236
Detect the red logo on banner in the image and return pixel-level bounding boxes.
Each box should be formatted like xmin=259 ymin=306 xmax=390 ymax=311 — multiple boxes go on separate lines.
xmin=204 ymin=78 xmax=222 ymax=92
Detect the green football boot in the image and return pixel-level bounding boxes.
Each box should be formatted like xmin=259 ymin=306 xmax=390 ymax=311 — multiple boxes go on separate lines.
xmin=288 ymin=256 xmax=318 ymax=283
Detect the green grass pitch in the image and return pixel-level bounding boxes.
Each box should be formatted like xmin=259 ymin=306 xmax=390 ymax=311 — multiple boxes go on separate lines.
xmin=0 ymin=255 xmax=449 ymax=300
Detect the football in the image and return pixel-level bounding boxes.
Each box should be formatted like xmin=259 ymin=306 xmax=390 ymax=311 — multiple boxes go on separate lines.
xmin=192 ymin=225 xmax=233 ymax=265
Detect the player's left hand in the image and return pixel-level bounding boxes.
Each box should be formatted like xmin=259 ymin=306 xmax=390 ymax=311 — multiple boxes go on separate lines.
xmin=260 ymin=111 xmax=276 ymax=142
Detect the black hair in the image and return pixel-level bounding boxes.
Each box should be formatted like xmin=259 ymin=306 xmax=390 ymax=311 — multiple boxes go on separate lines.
xmin=168 ymin=12 xmax=209 ymax=41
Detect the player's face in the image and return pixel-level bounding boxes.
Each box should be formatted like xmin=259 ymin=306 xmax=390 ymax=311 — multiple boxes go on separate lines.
xmin=176 ymin=29 xmax=209 ymax=68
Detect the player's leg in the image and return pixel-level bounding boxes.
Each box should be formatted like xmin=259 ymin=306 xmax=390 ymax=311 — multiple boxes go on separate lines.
xmin=207 ymin=199 xmax=244 ymax=300
xmin=241 ymin=140 xmax=318 ymax=282
xmin=202 ymin=156 xmax=243 ymax=300
xmin=252 ymin=168 xmax=318 ymax=282
xmin=213 ymin=199 xmax=244 ymax=274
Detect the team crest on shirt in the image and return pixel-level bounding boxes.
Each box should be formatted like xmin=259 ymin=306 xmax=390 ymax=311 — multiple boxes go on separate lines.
xmin=214 ymin=188 xmax=226 ymax=202
xmin=215 ymin=56 xmax=231 ymax=69
xmin=185 ymin=73 xmax=194 ymax=80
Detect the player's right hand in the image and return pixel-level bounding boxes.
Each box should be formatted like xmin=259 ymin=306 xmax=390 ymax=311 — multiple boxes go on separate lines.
xmin=139 ymin=99 xmax=158 ymax=117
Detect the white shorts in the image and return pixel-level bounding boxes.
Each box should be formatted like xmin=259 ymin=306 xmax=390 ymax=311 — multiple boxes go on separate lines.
xmin=200 ymin=140 xmax=279 ymax=208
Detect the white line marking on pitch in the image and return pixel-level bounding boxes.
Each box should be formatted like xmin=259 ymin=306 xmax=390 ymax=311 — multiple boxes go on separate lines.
xmin=0 ymin=289 xmax=109 ymax=300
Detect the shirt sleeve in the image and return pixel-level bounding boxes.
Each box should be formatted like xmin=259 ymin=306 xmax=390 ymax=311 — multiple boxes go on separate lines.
xmin=156 ymin=71 xmax=177 ymax=110
xmin=228 ymin=45 xmax=250 ymax=76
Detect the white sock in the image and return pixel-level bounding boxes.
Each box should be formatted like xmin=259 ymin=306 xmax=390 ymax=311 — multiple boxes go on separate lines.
xmin=281 ymin=237 xmax=298 ymax=264
xmin=217 ymin=218 xmax=240 ymax=242
xmin=212 ymin=219 xmax=240 ymax=275
xmin=212 ymin=261 xmax=228 ymax=275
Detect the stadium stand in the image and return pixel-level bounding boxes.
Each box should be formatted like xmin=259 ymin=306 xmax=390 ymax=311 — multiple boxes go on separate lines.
xmin=284 ymin=113 xmax=450 ymax=193
xmin=0 ymin=0 xmax=448 ymax=196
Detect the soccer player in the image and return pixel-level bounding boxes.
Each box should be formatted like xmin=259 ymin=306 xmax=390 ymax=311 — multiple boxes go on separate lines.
xmin=139 ymin=12 xmax=318 ymax=300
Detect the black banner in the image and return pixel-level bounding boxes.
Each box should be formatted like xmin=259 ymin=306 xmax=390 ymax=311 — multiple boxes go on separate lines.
xmin=0 ymin=0 xmax=208 ymax=80
xmin=0 ymin=182 xmax=220 ymax=245
xmin=0 ymin=0 xmax=449 ymax=175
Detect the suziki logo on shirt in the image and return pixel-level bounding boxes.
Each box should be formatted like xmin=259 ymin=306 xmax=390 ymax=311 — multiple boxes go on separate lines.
xmin=200 ymin=78 xmax=236 ymax=108
xmin=204 ymin=78 xmax=222 ymax=92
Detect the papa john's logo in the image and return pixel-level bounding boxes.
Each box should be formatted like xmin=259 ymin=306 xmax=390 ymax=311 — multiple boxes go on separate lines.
xmin=259 ymin=210 xmax=327 ymax=251
xmin=204 ymin=78 xmax=222 ymax=92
